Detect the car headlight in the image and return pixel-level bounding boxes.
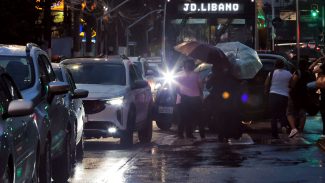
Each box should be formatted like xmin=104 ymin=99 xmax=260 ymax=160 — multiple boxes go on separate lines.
xmin=106 ymin=96 xmax=124 ymax=106
xmin=162 ymin=71 xmax=176 ymax=84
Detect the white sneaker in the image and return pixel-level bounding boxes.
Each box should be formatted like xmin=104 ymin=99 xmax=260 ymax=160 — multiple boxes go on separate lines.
xmin=288 ymin=128 xmax=298 ymax=138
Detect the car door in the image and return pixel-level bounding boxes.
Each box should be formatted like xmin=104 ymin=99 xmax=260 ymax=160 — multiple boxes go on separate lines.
xmin=1 ymin=75 xmax=36 ymax=181
xmin=129 ymin=64 xmax=148 ymax=125
xmin=38 ymin=55 xmax=68 ymax=156
xmin=65 ymin=69 xmax=84 ymax=141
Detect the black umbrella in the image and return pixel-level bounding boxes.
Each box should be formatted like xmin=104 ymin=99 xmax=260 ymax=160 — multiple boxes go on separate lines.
xmin=174 ymin=41 xmax=230 ymax=67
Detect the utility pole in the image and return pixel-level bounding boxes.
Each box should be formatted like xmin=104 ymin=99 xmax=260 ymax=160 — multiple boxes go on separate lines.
xmin=296 ymin=0 xmax=300 ymax=65
xmin=44 ymin=0 xmax=52 ymax=58
xmin=97 ymin=0 xmax=131 ymax=56
xmin=126 ymin=9 xmax=163 ymax=56
xmin=73 ymin=4 xmax=81 ymax=57
xmin=162 ymin=0 xmax=167 ymax=65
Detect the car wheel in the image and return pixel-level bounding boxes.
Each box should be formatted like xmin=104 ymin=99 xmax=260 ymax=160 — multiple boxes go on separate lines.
xmin=39 ymin=139 xmax=51 ymax=183
xmin=76 ymin=133 xmax=84 ymax=162
xmin=156 ymin=120 xmax=172 ymax=130
xmin=138 ymin=111 xmax=153 ymax=143
xmin=2 ymin=162 xmax=12 ymax=183
xmin=52 ymin=132 xmax=72 ymax=182
xmin=120 ymin=109 xmax=135 ymax=147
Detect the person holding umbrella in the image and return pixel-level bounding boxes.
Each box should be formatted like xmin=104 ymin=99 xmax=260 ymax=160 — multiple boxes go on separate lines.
xmin=176 ymin=58 xmax=204 ymax=139
xmin=174 ymin=41 xmax=262 ymax=141
xmin=206 ymin=63 xmax=244 ymax=141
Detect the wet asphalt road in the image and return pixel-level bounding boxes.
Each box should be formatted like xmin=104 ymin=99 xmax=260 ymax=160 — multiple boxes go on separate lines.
xmin=69 ymin=116 xmax=325 ymax=183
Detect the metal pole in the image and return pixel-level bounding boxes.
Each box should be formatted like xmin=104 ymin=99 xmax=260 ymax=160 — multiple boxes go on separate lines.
xmin=255 ymin=0 xmax=259 ymax=50
xmin=296 ymin=0 xmax=300 ymax=65
xmin=125 ymin=9 xmax=163 ymax=56
xmin=271 ymin=0 xmax=275 ymax=51
xmin=162 ymin=1 xmax=167 ymax=65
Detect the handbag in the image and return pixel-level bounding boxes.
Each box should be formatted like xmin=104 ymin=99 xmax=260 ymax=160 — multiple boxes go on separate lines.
xmin=316 ymin=74 xmax=325 ymax=88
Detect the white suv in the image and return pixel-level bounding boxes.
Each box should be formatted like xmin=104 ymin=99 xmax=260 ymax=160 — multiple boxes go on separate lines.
xmin=61 ymin=57 xmax=153 ymax=146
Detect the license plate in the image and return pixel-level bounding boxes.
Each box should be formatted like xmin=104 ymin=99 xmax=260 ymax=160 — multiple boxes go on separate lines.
xmin=158 ymin=106 xmax=173 ymax=114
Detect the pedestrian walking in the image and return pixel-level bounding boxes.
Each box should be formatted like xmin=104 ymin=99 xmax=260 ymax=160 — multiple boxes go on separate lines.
xmin=287 ymin=59 xmax=314 ymax=138
xmin=176 ymin=58 xmax=204 ymax=139
xmin=264 ymin=59 xmax=292 ymax=140
xmin=206 ymin=64 xmax=244 ymax=141
xmin=310 ymin=56 xmax=325 ymax=139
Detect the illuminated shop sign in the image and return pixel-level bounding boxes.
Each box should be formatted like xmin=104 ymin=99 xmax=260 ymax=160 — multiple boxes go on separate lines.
xmin=180 ymin=2 xmax=243 ymax=13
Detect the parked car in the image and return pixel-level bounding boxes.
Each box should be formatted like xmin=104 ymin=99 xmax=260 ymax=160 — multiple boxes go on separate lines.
xmin=61 ymin=57 xmax=153 ymax=147
xmin=0 ymin=67 xmax=37 ymax=182
xmin=52 ymin=63 xmax=89 ymax=163
xmin=0 ymin=43 xmax=71 ymax=182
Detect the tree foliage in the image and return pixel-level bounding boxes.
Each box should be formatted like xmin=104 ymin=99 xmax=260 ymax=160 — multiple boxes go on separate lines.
xmin=0 ymin=0 xmax=39 ymax=44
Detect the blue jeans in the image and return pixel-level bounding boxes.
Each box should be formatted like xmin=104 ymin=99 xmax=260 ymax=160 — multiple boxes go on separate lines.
xmin=269 ymin=93 xmax=289 ymax=138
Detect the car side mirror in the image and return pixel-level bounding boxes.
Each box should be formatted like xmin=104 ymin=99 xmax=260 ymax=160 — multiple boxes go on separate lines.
xmin=72 ymin=89 xmax=89 ymax=99
xmin=132 ymin=80 xmax=149 ymax=89
xmin=7 ymin=100 xmax=34 ymax=117
xmin=47 ymin=81 xmax=69 ymax=103
xmin=48 ymin=81 xmax=69 ymax=95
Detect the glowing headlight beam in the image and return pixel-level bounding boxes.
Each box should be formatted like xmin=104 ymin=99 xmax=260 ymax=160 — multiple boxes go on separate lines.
xmin=108 ymin=127 xmax=117 ymax=133
xmin=106 ymin=97 xmax=124 ymax=106
xmin=162 ymin=71 xmax=176 ymax=85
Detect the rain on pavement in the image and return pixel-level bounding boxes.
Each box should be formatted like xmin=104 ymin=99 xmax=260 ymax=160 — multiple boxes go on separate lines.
xmin=69 ymin=116 xmax=325 ymax=183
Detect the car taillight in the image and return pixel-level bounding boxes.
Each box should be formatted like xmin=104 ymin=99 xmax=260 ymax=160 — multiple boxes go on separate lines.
xmin=83 ymin=100 xmax=106 ymax=114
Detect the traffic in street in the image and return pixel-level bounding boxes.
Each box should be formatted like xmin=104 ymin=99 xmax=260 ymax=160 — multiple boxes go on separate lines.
xmin=2 ymin=0 xmax=325 ymax=182
xmin=69 ymin=117 xmax=325 ymax=183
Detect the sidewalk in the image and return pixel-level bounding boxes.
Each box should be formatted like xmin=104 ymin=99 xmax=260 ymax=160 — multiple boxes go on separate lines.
xmin=247 ymin=114 xmax=325 ymax=151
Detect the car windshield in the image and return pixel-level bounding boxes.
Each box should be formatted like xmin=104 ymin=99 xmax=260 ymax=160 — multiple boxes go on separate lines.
xmin=65 ymin=63 xmax=126 ymax=85
xmin=0 ymin=56 xmax=34 ymax=90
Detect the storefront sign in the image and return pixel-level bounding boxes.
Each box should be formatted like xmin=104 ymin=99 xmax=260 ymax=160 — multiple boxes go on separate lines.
xmin=180 ymin=2 xmax=243 ymax=13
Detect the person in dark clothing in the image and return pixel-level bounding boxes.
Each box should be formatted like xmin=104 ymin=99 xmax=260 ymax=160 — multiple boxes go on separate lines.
xmin=206 ymin=64 xmax=244 ymax=141
xmin=287 ymin=59 xmax=315 ymax=138
xmin=310 ymin=57 xmax=325 ymax=138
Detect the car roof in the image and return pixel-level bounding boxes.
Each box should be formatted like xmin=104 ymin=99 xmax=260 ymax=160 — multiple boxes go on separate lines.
xmin=258 ymin=53 xmax=295 ymax=68
xmin=51 ymin=63 xmax=60 ymax=69
xmin=60 ymin=57 xmax=125 ymax=65
xmin=0 ymin=45 xmax=27 ymax=56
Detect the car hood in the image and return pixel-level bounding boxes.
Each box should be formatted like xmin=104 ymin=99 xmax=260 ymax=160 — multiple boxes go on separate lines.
xmin=76 ymin=84 xmax=128 ymax=99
